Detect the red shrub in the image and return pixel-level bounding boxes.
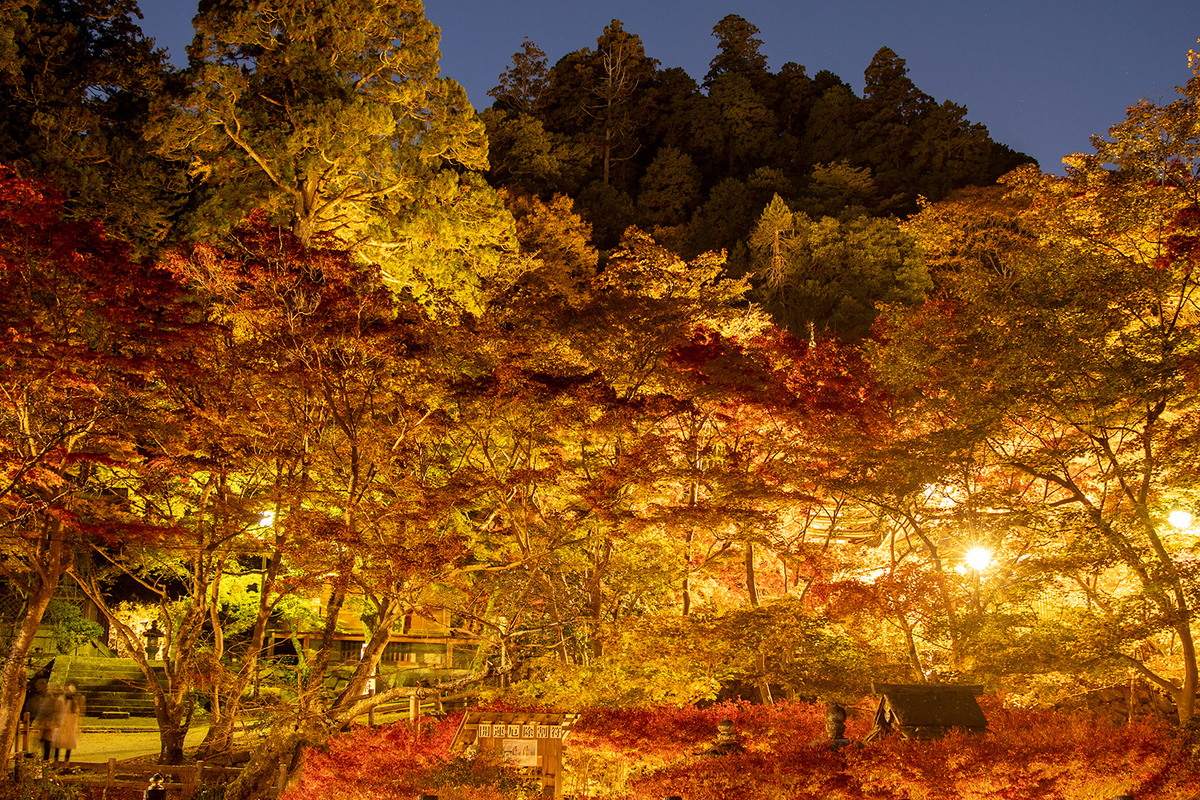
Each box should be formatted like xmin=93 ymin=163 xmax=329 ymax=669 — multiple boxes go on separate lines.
xmin=288 ymin=701 xmax=1200 ymax=800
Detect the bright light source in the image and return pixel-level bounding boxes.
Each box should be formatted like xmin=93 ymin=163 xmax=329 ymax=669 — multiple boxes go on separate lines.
xmin=1169 ymin=509 xmax=1194 ymax=530
xmin=965 ymin=547 xmax=992 ymax=572
xmin=259 ymin=511 xmax=275 ymax=528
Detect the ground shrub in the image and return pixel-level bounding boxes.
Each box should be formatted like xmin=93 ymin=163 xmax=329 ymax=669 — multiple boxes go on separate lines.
xmin=284 ymin=714 xmax=538 ymax=800
xmin=284 ymin=699 xmax=1200 ymax=800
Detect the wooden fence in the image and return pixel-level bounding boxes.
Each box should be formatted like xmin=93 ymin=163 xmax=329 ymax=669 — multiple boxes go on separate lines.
xmin=10 ymin=712 xmax=284 ymax=797
xmin=12 ymin=754 xmax=286 ymax=798
xmin=9 ymin=690 xmax=468 ymax=795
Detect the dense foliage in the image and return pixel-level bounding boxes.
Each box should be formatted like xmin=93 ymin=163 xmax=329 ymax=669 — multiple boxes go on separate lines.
xmin=2 ymin=0 xmax=1200 ymax=792
xmin=286 ymin=702 xmax=1200 ymax=799
xmin=483 ymin=17 xmax=1032 ymax=254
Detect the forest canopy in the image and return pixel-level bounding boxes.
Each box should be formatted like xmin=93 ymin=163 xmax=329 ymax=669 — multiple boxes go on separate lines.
xmin=2 ymin=1 xmax=1198 ymax=792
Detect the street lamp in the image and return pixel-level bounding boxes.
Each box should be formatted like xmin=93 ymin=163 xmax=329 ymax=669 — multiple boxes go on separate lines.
xmin=965 ymin=546 xmax=992 ymax=572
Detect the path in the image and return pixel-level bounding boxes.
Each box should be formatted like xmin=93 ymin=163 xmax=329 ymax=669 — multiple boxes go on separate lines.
xmin=16 ymin=719 xmax=213 ymax=764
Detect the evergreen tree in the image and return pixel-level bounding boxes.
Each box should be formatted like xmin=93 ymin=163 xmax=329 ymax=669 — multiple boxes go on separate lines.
xmin=156 ymin=0 xmax=517 ymax=312
xmin=704 ymin=14 xmax=768 ymax=89
xmin=637 ymin=146 xmax=701 ymax=227
xmin=0 ymin=0 xmax=177 ymax=253
xmin=692 ymin=73 xmax=780 ymax=179
xmin=538 ymin=20 xmax=659 ymax=189
xmin=749 ymin=198 xmax=929 ymax=340
xmin=481 ymin=108 xmax=591 ymax=197
xmin=488 ymin=37 xmax=549 ymax=115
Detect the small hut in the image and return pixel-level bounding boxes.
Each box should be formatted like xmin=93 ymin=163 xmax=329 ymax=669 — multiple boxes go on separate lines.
xmin=865 ymin=683 xmax=987 ymax=741
xmin=451 ymin=711 xmax=577 ymax=798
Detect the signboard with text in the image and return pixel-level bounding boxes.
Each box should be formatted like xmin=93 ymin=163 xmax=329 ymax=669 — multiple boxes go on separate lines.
xmin=451 ymin=711 xmax=577 ymax=799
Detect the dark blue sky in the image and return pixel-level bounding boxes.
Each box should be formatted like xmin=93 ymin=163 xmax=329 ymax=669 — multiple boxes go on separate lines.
xmin=136 ymin=0 xmax=1199 ymax=175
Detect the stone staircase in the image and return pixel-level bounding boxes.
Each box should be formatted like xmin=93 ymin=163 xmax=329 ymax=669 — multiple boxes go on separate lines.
xmin=49 ymin=656 xmax=166 ymax=717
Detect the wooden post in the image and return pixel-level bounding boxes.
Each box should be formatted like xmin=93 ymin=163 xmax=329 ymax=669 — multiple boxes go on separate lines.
xmin=409 ymin=694 xmax=418 ymax=722
xmin=194 ymin=759 xmax=206 ymax=798
xmin=14 ymin=752 xmax=34 ymax=782
xmin=274 ymin=762 xmax=288 ymax=797
xmin=181 ymin=759 xmax=200 ymax=799
xmin=21 ymin=711 xmax=29 ymax=753
xmin=107 ymin=757 xmax=116 ymax=790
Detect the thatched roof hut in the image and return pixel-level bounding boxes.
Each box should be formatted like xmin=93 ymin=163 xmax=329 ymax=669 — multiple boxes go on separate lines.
xmin=866 ymin=683 xmax=987 ymax=741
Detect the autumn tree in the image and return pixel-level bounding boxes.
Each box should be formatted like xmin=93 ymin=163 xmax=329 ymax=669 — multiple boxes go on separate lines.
xmin=0 ymin=168 xmax=193 ymax=759
xmin=155 ymin=217 xmax=520 ymax=793
xmin=68 ymin=230 xmax=300 ymax=762
xmin=872 ymin=50 xmax=1200 ymax=718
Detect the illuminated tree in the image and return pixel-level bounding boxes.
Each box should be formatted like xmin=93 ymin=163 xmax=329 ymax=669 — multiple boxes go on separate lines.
xmin=0 ymin=169 xmax=193 ymax=758
xmin=872 ymin=50 xmax=1200 ymax=717
xmin=748 ymin=195 xmax=930 ymax=341
xmin=157 ymin=0 xmax=517 ymax=311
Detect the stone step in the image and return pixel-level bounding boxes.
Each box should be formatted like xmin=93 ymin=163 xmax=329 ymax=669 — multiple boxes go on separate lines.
xmin=47 ymin=657 xmax=166 ymax=718
xmin=86 ymin=700 xmax=157 ymax=716
xmin=86 ymin=690 xmax=160 ymax=702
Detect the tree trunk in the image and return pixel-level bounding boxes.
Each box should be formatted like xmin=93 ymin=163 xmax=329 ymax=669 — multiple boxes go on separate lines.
xmin=157 ymin=708 xmax=189 ymax=765
xmin=303 ymin=589 xmax=345 ymax=711
xmin=0 ymin=581 xmax=57 ymax=762
xmin=224 ymin=725 xmax=318 ymax=800
xmin=682 ymin=527 xmax=693 ymax=616
xmin=896 ymin=611 xmax=925 ymax=681
xmin=757 ymin=651 xmax=773 ymax=706
xmin=1174 ymin=622 xmax=1198 ymax=722
xmin=200 ymin=702 xmax=238 ymax=757
xmin=331 ymin=600 xmax=404 ymax=711
xmin=682 ymin=471 xmax=699 ymax=616
xmin=745 ymin=541 xmax=760 ymax=607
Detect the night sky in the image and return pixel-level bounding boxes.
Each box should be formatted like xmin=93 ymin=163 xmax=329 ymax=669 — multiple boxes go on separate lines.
xmin=136 ymin=0 xmax=1200 ymax=176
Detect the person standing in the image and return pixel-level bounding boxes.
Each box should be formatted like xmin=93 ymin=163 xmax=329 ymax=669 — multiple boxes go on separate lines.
xmin=56 ymin=682 xmax=84 ymax=762
xmin=35 ymin=683 xmax=63 ymax=761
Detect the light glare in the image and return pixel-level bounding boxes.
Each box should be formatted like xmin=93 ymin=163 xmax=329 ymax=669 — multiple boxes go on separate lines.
xmin=1169 ymin=509 xmax=1194 ymax=530
xmin=965 ymin=546 xmax=992 ymax=572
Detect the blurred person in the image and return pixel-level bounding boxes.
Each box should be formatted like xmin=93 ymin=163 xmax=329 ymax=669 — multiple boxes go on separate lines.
xmin=35 ymin=683 xmax=62 ymax=761
xmin=56 ymin=682 xmax=84 ymax=761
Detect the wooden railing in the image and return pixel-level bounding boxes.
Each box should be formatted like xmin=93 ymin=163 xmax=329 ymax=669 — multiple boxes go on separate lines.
xmin=9 ymin=689 xmax=470 ymax=795
xmin=13 ymin=755 xmax=286 ymax=798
